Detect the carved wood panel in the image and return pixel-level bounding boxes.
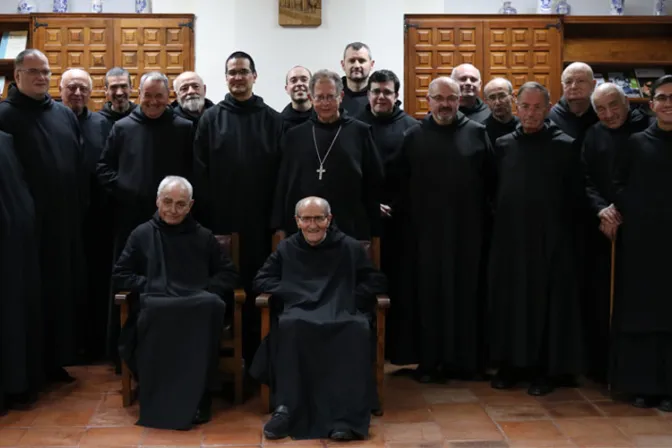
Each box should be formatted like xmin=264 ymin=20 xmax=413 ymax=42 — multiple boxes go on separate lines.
xmin=404 ymin=18 xmax=483 ymax=118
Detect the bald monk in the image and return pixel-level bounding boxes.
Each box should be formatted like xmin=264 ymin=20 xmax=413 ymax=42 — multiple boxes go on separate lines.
xmin=483 ymin=77 xmax=519 ymax=145
xmin=451 ymin=63 xmax=490 ymax=123
xmin=396 ymin=76 xmax=495 ymax=383
xmin=281 ymin=65 xmax=313 ymax=129
xmin=171 ymin=71 xmax=214 ymax=126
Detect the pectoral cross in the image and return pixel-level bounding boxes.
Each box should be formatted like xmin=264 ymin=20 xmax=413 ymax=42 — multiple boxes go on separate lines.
xmin=317 ymin=165 xmax=326 ymax=180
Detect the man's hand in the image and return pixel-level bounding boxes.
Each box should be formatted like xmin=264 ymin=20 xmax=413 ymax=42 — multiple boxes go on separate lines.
xmin=274 ymin=230 xmax=286 ymax=240
xmin=599 ymin=220 xmax=619 ymax=241
xmin=380 ymin=204 xmax=392 ymax=218
xmin=598 ymin=204 xmax=622 ymax=225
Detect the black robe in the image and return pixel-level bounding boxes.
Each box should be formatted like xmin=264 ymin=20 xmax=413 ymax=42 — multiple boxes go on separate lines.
xmin=484 ymin=115 xmax=520 ymax=148
xmin=271 ymin=112 xmax=384 ymax=240
xmin=548 ymin=97 xmax=599 ymax=147
xmin=97 ymin=101 xmax=137 ymax=126
xmin=356 ymin=103 xmax=418 ymax=364
xmin=0 ymin=131 xmax=44 ymax=412
xmin=341 ymin=76 xmax=368 ymax=117
xmin=460 ymin=98 xmax=491 ymax=124
xmin=281 ymin=103 xmax=313 ymax=129
xmin=0 ymin=84 xmax=85 ymax=370
xmin=488 ymin=122 xmax=584 ymax=375
xmin=611 ymin=123 xmax=672 ymax=396
xmin=398 ymin=112 xmax=495 ymax=372
xmin=249 ymin=228 xmax=386 ymax=440
xmin=76 ymin=108 xmax=114 ymax=361
xmin=113 ymin=213 xmax=238 ymax=430
xmin=580 ymin=110 xmax=652 ymax=381
xmin=171 ymin=98 xmax=215 ymax=126
xmin=193 ymin=93 xmax=284 ymax=362
xmin=96 ymin=107 xmax=194 ymax=359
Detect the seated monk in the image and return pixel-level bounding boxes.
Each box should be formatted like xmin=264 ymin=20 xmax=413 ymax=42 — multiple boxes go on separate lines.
xmin=250 ymin=196 xmax=387 ymax=441
xmin=112 ymin=175 xmax=238 ymax=430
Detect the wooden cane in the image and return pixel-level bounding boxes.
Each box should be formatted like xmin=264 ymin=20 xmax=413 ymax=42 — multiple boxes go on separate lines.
xmin=609 ymin=235 xmax=616 ymax=330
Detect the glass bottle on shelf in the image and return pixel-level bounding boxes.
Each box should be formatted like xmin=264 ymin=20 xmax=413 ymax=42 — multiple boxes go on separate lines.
xmin=499 ymin=1 xmax=518 ymax=14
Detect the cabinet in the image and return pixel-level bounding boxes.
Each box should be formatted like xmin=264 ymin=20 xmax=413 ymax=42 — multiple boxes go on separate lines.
xmin=0 ymin=15 xmax=32 ymax=99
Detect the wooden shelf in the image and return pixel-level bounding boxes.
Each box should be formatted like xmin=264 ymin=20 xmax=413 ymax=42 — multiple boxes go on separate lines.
xmin=0 ymin=59 xmax=15 ymax=71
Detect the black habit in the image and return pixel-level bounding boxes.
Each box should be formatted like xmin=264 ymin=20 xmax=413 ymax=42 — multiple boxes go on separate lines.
xmin=0 ymin=84 xmax=85 ymax=371
xmin=171 ymin=98 xmax=215 ymax=126
xmin=113 ymin=212 xmax=238 ymax=430
xmin=0 ymin=131 xmax=44 ymax=412
xmin=341 ymin=76 xmax=368 ymax=117
xmin=97 ymin=101 xmax=137 ymax=125
xmin=548 ymin=97 xmax=599 ymax=147
xmin=96 ymin=107 xmax=194 ymax=360
xmin=271 ymin=111 xmax=384 ymax=240
xmin=611 ymin=123 xmax=672 ymax=396
xmin=281 ymin=103 xmax=313 ymax=129
xmin=460 ymin=98 xmax=491 ymax=124
xmin=249 ymin=228 xmax=386 ymax=440
xmin=398 ymin=112 xmax=495 ymax=374
xmin=484 ymin=115 xmax=520 ymax=148
xmin=193 ymin=93 xmax=284 ymax=362
xmin=356 ymin=102 xmax=418 ymax=364
xmin=580 ymin=109 xmax=652 ymax=381
xmin=488 ymin=122 xmax=584 ymax=376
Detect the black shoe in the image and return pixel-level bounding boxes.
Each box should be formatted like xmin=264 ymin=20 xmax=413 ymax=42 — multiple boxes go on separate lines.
xmin=46 ymin=367 xmax=76 ymax=384
xmin=263 ymin=405 xmax=290 ymax=440
xmin=491 ymin=369 xmax=518 ymax=390
xmin=658 ymin=398 xmax=672 ymax=412
xmin=330 ymin=429 xmax=356 ymax=441
xmin=528 ymin=377 xmax=554 ymax=396
xmin=414 ymin=366 xmax=445 ymax=384
xmin=632 ymin=395 xmax=657 ymax=408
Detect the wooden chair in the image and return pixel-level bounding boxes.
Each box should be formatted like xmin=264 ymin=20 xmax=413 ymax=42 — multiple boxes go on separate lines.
xmin=115 ymin=233 xmax=247 ymax=407
xmin=255 ymin=234 xmax=390 ymax=415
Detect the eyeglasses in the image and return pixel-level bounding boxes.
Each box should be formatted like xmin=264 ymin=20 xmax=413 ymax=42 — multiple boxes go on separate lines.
xmin=297 ymin=215 xmax=328 ymax=224
xmin=65 ymin=84 xmax=90 ymax=94
xmin=226 ymin=69 xmax=252 ymax=77
xmin=19 ymin=68 xmax=51 ymax=77
xmin=486 ymin=92 xmax=510 ymax=102
xmin=370 ymin=88 xmax=396 ymax=97
xmin=429 ymin=94 xmax=459 ymax=103
xmin=653 ymin=94 xmax=672 ymax=104
xmin=313 ymin=95 xmax=338 ymax=103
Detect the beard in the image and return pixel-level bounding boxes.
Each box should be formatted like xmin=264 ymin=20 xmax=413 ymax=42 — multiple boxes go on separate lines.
xmin=180 ymin=95 xmax=205 ymax=113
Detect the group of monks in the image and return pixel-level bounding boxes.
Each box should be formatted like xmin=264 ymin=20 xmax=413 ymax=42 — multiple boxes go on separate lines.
xmin=1 ymin=39 xmax=672 ymax=440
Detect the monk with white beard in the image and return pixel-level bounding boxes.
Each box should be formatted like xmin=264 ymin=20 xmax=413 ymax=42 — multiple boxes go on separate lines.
xmin=171 ymin=71 xmax=215 ymax=126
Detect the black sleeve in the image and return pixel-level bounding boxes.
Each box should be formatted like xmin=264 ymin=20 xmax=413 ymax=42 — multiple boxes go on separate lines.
xmin=354 ymin=244 xmax=387 ymax=312
xmin=252 ymin=249 xmax=283 ymax=297
xmin=482 ymin=130 xmax=497 ymax=210
xmin=613 ymin=135 xmax=634 ymax=214
xmin=582 ymin=132 xmax=609 ymax=215
xmin=206 ymin=233 xmax=239 ymax=300
xmin=96 ymin=125 xmax=125 ymax=202
xmin=362 ymin=126 xmax=385 ymax=237
xmin=111 ymin=229 xmax=147 ymax=293
xmin=270 ymin=132 xmax=291 ymax=232
xmin=192 ymin=113 xmax=212 ymax=227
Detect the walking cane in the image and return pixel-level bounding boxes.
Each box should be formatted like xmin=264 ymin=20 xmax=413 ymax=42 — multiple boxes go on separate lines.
xmin=608 ymin=234 xmax=616 ymax=391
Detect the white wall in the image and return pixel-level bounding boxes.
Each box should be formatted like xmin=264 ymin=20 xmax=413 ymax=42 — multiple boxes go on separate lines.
xmin=0 ymin=0 xmax=668 ymax=110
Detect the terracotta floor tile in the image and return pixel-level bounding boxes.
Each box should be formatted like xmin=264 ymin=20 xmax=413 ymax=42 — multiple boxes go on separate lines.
xmin=570 ymin=435 xmax=633 ymax=447
xmin=444 ymin=442 xmax=509 ymax=448
xmin=554 ymin=418 xmax=623 ymax=439
xmin=484 ymin=403 xmax=549 ymax=421
xmin=325 ymin=423 xmax=384 ymax=446
xmin=478 ymin=394 xmax=539 ymax=406
xmin=422 ymin=389 xmax=478 ymax=405
xmin=468 ymin=384 xmax=528 ymax=398
xmin=384 ymin=391 xmax=428 ymax=410
xmin=32 ymin=409 xmax=96 ymax=426
xmin=202 ymin=423 xmax=262 ymax=445
xmin=630 ymin=434 xmax=672 ymax=447
xmin=0 ymin=408 xmax=41 ymax=427
xmin=17 ymin=427 xmax=87 ymax=446
xmin=0 ymin=427 xmax=26 ymax=446
xmin=430 ymin=403 xmax=490 ymax=421
xmin=438 ymin=418 xmax=504 ymax=441
xmin=612 ymin=417 xmax=672 ymax=437
xmin=542 ymin=402 xmax=602 ymax=419
xmin=577 ymin=386 xmax=611 ymax=402
xmin=207 ymin=408 xmax=266 ymax=426
xmin=499 ymin=421 xmax=568 ymax=444
xmin=385 ymin=442 xmax=443 ymax=448
xmin=507 ymin=442 xmax=576 ymax=448
xmin=262 ymin=436 xmax=325 ymax=446
xmin=80 ymin=426 xmax=145 ymax=446
xmin=535 ymin=389 xmax=585 ymax=403
xmin=383 ymin=422 xmax=444 ymax=443
xmin=593 ymin=402 xmax=659 ymax=418
xmin=382 ymin=408 xmax=433 ymax=423
xmin=88 ymin=407 xmax=140 ymax=426
xmin=140 ymin=428 xmax=203 ymax=446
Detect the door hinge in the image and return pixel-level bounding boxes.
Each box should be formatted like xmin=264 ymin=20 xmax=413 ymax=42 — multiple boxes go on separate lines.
xmin=544 ymin=20 xmax=561 ymax=30
xmin=404 ymin=19 xmax=418 ymax=33
xmin=178 ymin=20 xmax=194 ymax=31
xmin=34 ymin=20 xmax=48 ymax=32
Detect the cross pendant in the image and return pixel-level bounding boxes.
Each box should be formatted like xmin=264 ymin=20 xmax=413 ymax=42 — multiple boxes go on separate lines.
xmin=317 ymin=165 xmax=326 ymax=180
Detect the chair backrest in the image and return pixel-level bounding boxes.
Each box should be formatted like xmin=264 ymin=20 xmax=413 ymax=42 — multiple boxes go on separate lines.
xmin=214 ymin=233 xmax=240 ymax=270
xmin=272 ymin=233 xmax=380 ymax=270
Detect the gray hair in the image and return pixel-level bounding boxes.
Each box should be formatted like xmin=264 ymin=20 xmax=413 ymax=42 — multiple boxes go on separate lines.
xmin=590 ymin=82 xmax=627 ymax=110
xmin=517 ymin=81 xmax=550 ymax=105
xmin=104 ymin=67 xmax=131 ymax=88
xmin=60 ymin=68 xmax=93 ymax=90
xmin=484 ymin=77 xmax=514 ymax=95
xmin=157 ymin=176 xmax=193 ymax=200
xmin=451 ymin=63 xmax=482 ymax=82
xmin=295 ymin=196 xmax=331 ymax=216
xmin=140 ymin=71 xmax=169 ymax=94
xmin=309 ymin=69 xmax=343 ymax=97
xmin=173 ymin=71 xmax=204 ymax=92
xmin=15 ymin=49 xmax=47 ymax=69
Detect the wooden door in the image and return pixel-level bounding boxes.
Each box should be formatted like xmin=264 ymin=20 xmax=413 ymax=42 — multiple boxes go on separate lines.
xmin=32 ymin=17 xmax=114 ymax=111
xmin=484 ymin=18 xmax=562 ymax=104
xmin=404 ymin=17 xmax=483 ymax=119
xmin=114 ymin=17 xmax=194 ymax=106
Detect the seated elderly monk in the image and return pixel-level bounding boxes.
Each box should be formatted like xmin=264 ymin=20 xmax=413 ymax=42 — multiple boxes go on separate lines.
xmin=250 ymin=196 xmax=387 ymax=441
xmin=112 ymin=175 xmax=238 ymax=430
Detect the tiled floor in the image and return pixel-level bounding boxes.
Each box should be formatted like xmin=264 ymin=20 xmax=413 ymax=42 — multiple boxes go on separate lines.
xmin=1 ymin=365 xmax=672 ymax=447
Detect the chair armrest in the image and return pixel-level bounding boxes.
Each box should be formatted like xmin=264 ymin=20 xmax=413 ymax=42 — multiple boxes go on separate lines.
xmin=256 ymin=293 xmax=272 ymax=307
xmin=114 ymin=291 xmax=131 ymax=305
xmin=234 ymin=288 xmax=246 ymax=305
xmin=376 ymin=294 xmax=390 ymax=309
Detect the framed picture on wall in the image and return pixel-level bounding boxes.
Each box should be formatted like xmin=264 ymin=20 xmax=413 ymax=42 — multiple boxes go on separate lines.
xmin=279 ymin=0 xmax=322 ymax=27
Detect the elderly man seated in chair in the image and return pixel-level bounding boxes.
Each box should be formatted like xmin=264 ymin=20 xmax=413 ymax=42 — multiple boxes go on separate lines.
xmin=112 ymin=175 xmax=238 ymax=430
xmin=250 ymin=196 xmax=387 ymax=441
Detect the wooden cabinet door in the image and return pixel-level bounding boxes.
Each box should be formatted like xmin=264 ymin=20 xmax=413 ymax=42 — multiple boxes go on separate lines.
xmin=484 ymin=18 xmax=562 ymax=104
xmin=114 ymin=17 xmax=194 ymax=105
xmin=404 ymin=17 xmax=483 ymax=119
xmin=32 ymin=17 xmax=114 ymax=111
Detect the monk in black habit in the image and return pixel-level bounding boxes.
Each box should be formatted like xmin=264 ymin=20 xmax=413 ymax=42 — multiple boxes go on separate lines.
xmin=251 ymin=196 xmax=386 ymax=441
xmin=483 ymin=78 xmax=520 ymax=146
xmin=97 ymin=71 xmax=194 ymax=366
xmin=356 ymin=69 xmax=418 ymax=365
xmin=340 ymin=42 xmax=374 ymax=116
xmin=113 ymin=176 xmax=238 ymax=429
xmin=193 ymin=51 xmax=285 ymax=363
xmin=0 ymin=49 xmax=85 ymax=386
xmin=271 ymin=69 xmax=384 ymax=241
xmin=281 ymin=66 xmax=313 ymax=129
xmin=0 ymin=131 xmax=44 ymax=412
xmin=451 ymin=64 xmax=491 ymax=124
xmin=397 ymin=77 xmax=495 ymax=382
xmin=580 ymin=82 xmax=652 ymax=384
xmin=611 ymin=75 xmax=672 ymax=412
xmin=171 ymin=71 xmax=215 ymax=125
xmin=97 ymin=67 xmax=137 ymax=125
xmin=59 ymin=68 xmax=114 ymax=362
xmin=489 ymin=82 xmax=585 ymax=396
